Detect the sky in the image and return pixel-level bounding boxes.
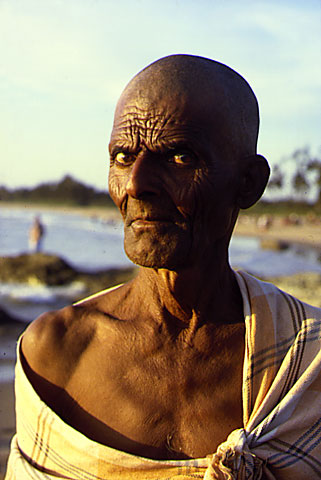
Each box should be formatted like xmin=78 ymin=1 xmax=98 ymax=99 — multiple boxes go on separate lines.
xmin=1 ymin=0 xmax=321 ymax=191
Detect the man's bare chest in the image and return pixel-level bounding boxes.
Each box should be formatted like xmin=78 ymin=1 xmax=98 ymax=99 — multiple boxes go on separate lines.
xmin=64 ymin=328 xmax=245 ymax=459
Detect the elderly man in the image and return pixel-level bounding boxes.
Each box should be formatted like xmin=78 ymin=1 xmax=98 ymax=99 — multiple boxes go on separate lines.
xmin=6 ymin=55 xmax=321 ymax=479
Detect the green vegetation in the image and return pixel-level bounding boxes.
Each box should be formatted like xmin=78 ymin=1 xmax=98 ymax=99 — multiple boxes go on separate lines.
xmin=0 ymin=175 xmax=115 ymax=208
xmin=267 ymin=146 xmax=321 ymax=205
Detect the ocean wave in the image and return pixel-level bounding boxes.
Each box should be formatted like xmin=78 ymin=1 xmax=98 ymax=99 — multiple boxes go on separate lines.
xmin=0 ymin=281 xmax=86 ymax=304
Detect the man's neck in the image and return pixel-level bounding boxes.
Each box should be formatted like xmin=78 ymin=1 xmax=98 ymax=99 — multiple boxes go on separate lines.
xmin=134 ymin=250 xmax=244 ymax=341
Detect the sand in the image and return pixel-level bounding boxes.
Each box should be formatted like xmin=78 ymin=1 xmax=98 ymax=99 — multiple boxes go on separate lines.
xmin=235 ymin=214 xmax=321 ymax=251
xmin=0 ymin=210 xmax=320 ymax=477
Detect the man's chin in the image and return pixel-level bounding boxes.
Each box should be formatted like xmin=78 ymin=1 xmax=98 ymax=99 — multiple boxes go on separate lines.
xmin=124 ymin=240 xmax=190 ymax=270
xmin=123 ymin=225 xmax=191 ymax=269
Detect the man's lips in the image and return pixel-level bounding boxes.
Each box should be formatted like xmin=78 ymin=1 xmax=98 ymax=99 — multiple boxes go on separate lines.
xmin=129 ymin=217 xmax=174 ymax=228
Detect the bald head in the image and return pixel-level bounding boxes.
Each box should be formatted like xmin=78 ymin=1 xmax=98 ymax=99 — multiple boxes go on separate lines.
xmin=115 ymin=54 xmax=260 ymax=158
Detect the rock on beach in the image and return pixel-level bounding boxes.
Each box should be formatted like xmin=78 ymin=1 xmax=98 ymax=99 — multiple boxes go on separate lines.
xmin=0 ymin=252 xmax=137 ymax=297
xmin=0 ymin=253 xmax=77 ymax=286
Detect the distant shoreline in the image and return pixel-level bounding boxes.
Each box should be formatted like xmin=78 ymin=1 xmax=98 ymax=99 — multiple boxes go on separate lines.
xmin=0 ymin=201 xmax=121 ymax=220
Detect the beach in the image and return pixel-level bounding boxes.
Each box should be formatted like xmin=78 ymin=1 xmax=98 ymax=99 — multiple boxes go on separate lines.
xmin=235 ymin=214 xmax=321 ymax=251
xmin=0 ymin=207 xmax=321 ymax=477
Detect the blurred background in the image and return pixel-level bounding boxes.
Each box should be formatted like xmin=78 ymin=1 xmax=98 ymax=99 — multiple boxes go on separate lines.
xmin=0 ymin=0 xmax=321 ymax=476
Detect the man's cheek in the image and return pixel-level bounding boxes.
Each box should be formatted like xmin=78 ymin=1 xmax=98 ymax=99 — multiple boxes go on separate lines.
xmin=173 ymin=186 xmax=198 ymax=218
xmin=108 ymin=172 xmax=127 ymax=208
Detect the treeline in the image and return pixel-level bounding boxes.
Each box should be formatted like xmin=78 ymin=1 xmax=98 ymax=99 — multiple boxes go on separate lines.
xmin=267 ymin=146 xmax=321 ymax=205
xmin=0 ymin=175 xmax=115 ymax=208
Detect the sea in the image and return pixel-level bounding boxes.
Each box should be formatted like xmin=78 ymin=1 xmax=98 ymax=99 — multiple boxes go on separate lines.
xmin=1 ymin=205 xmax=321 ymax=382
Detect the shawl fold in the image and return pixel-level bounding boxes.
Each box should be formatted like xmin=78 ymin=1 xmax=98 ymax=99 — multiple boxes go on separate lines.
xmin=5 ymin=271 xmax=321 ymax=479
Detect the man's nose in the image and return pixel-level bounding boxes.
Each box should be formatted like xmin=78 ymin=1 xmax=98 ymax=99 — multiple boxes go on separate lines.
xmin=125 ymin=154 xmax=160 ymax=199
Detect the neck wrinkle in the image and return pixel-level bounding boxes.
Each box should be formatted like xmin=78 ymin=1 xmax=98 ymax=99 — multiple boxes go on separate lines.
xmin=136 ymin=248 xmax=241 ymax=333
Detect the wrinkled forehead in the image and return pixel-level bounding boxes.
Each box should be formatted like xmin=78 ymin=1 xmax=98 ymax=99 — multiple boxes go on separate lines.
xmin=112 ymin=102 xmax=205 ymax=147
xmin=110 ymin=85 xmax=235 ymax=157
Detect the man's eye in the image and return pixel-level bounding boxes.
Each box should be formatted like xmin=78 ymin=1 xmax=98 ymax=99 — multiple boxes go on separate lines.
xmin=114 ymin=152 xmax=133 ymax=166
xmin=169 ymin=153 xmax=195 ymax=166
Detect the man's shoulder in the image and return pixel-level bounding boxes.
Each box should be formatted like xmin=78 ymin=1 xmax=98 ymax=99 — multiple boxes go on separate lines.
xmin=22 ymin=283 xmax=133 ymax=386
xmin=22 ymin=304 xmax=94 ymax=386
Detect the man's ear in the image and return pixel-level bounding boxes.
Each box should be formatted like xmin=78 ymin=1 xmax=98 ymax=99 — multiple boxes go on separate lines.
xmin=237 ymin=154 xmax=270 ymax=209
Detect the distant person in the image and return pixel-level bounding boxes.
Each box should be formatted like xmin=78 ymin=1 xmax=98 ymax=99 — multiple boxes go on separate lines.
xmin=6 ymin=55 xmax=321 ymax=479
xmin=28 ymin=216 xmax=45 ymax=252
xmin=256 ymin=213 xmax=273 ymax=231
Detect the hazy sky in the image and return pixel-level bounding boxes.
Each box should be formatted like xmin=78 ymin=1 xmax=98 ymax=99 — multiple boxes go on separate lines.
xmin=1 ymin=0 xmax=320 ymax=190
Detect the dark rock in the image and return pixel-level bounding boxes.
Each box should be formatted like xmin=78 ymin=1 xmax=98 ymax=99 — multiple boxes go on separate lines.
xmin=260 ymin=238 xmax=290 ymax=251
xmin=0 ymin=253 xmax=137 ymax=297
xmin=0 ymin=253 xmax=77 ymax=286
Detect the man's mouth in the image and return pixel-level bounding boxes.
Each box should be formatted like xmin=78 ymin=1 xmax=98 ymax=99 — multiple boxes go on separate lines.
xmin=129 ymin=217 xmax=174 ymax=229
xmin=131 ymin=215 xmax=172 ymax=222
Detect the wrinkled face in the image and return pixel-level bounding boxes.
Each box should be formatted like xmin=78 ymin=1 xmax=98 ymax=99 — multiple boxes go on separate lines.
xmin=108 ymin=92 xmax=240 ymax=270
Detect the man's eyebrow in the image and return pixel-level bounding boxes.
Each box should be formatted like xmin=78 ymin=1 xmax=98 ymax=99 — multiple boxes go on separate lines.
xmin=109 ymin=139 xmax=198 ymax=156
xmin=109 ymin=143 xmax=138 ymax=155
xmin=157 ymin=141 xmax=196 ymax=153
